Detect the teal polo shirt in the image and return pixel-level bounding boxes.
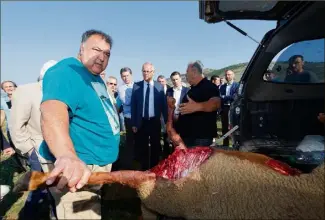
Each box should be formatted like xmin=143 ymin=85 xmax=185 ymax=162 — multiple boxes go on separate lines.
xmin=39 ymin=57 xmax=120 ymax=165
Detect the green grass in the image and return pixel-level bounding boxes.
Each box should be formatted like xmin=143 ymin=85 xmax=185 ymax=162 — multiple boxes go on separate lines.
xmin=0 ymin=154 xmax=29 ymax=219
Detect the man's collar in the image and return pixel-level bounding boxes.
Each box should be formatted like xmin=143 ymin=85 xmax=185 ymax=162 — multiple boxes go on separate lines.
xmin=173 ymin=86 xmax=182 ymax=91
xmin=125 ymin=82 xmax=134 ymax=87
xmin=227 ymin=80 xmax=234 ymax=85
xmin=144 ymin=80 xmax=154 ymax=85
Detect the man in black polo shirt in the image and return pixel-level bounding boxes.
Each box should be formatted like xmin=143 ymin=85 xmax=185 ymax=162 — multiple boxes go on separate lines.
xmin=177 ymin=61 xmax=221 ymax=147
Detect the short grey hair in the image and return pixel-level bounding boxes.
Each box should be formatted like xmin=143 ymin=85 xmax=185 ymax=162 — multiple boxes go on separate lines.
xmin=81 ymin=29 xmax=113 ymax=47
xmin=157 ymin=75 xmax=165 ymax=80
xmin=142 ymin=62 xmax=155 ymax=71
xmin=188 ymin=60 xmax=204 ymax=74
xmin=107 ymin=76 xmax=118 ymax=81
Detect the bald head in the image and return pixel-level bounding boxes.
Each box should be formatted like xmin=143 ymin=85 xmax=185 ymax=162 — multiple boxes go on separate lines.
xmin=142 ymin=62 xmax=155 ymax=82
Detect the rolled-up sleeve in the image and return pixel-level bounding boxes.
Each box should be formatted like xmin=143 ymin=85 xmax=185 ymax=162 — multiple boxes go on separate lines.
xmin=42 ymin=66 xmax=79 ymax=115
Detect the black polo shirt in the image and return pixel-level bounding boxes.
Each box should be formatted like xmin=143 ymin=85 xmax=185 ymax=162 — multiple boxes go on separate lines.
xmin=177 ymin=78 xmax=219 ymax=139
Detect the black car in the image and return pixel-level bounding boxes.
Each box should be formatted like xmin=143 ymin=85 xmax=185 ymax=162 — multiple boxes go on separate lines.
xmin=199 ymin=1 xmax=324 ymax=172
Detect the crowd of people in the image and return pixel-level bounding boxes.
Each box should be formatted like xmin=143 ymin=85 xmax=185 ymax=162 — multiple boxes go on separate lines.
xmin=0 ymin=29 xmax=239 ymax=219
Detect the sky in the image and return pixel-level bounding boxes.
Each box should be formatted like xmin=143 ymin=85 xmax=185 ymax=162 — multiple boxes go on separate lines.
xmin=1 ymin=1 xmax=276 ymax=85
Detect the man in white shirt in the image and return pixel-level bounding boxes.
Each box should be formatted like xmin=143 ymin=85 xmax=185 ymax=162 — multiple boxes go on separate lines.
xmin=219 ymin=70 xmax=239 ymax=146
xmin=166 ymin=71 xmax=189 ymax=154
xmin=117 ymin=67 xmax=134 ymax=169
xmin=9 ymin=60 xmax=57 ymax=219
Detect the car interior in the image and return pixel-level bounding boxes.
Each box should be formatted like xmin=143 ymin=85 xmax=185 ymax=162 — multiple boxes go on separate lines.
xmin=200 ymin=1 xmax=325 ymax=170
xmin=240 ymin=1 xmax=324 ymax=146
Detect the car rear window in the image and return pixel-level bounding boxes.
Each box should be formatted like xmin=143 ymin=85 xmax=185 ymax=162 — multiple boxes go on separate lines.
xmin=263 ymin=38 xmax=324 ymax=84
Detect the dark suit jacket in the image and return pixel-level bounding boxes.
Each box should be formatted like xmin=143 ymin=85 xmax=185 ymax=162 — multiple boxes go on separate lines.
xmin=166 ymin=86 xmax=189 ymax=103
xmin=131 ymin=80 xmax=167 ymax=129
xmin=219 ymin=82 xmax=240 ymax=105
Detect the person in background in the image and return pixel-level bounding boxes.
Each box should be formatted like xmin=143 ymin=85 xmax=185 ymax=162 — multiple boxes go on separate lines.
xmin=177 ymin=61 xmax=220 ymax=147
xmin=131 ymin=62 xmax=167 ymax=170
xmin=219 ymin=69 xmax=240 ymax=146
xmin=284 ymin=55 xmax=318 ymax=83
xmin=100 ymin=71 xmax=106 ymax=81
xmin=0 ymin=91 xmax=15 ymax=156
xmin=38 ymin=29 xmax=120 ymax=219
xmin=1 ymin=80 xmax=17 ymax=108
xmin=166 ymin=71 xmax=189 ymax=153
xmin=157 ymin=75 xmax=171 ymax=158
xmin=116 ymin=67 xmax=135 ymax=170
xmin=106 ymin=76 xmax=118 ymax=98
xmin=210 ymin=75 xmax=221 ymax=89
xmin=157 ymin=75 xmax=171 ymax=95
xmin=9 ymin=60 xmax=58 ymax=219
xmin=106 ymin=75 xmax=125 ymax=133
xmin=220 ymin=77 xmax=225 ymax=85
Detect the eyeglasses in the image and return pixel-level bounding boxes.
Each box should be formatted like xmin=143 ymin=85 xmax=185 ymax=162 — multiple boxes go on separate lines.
xmin=108 ymin=82 xmax=117 ymax=86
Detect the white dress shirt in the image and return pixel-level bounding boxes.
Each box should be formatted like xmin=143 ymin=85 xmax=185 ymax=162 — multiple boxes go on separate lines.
xmin=226 ymin=81 xmax=233 ymax=96
xmin=142 ymin=80 xmax=155 ymax=118
xmin=164 ymin=85 xmax=167 ymax=95
xmin=173 ymin=86 xmax=182 ymax=115
xmin=118 ymin=82 xmax=134 ymax=118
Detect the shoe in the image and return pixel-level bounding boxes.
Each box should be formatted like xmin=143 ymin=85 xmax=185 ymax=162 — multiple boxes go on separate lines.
xmin=0 ymin=185 xmax=10 ymax=201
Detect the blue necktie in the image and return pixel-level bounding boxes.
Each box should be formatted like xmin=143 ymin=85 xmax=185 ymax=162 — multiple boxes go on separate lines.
xmin=144 ymin=83 xmax=150 ymax=119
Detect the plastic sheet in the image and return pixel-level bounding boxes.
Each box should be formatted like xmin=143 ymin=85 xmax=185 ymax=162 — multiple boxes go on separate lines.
xmin=150 ymin=147 xmax=213 ymax=180
xmin=296 ymin=135 xmax=324 ymax=152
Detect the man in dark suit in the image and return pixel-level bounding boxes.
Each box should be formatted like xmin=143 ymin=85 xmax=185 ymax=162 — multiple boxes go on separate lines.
xmin=219 ymin=69 xmax=240 ymax=146
xmin=157 ymin=75 xmax=172 ymax=159
xmin=131 ymin=62 xmax=167 ymax=170
xmin=166 ymin=71 xmax=189 ymax=155
xmin=157 ymin=75 xmax=171 ymax=95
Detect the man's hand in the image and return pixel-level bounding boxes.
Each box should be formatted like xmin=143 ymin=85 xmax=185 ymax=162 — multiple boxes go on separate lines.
xmin=318 ymin=113 xmax=325 ymax=124
xmin=46 ymin=154 xmax=91 ymax=193
xmin=175 ymin=142 xmax=187 ymax=150
xmin=3 ymin=147 xmax=15 ymax=156
xmin=179 ymin=96 xmax=200 ymax=115
xmin=132 ymin=127 xmax=138 ymax=133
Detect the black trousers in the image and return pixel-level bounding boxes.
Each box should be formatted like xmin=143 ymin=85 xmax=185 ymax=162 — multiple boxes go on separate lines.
xmin=135 ymin=117 xmax=162 ymax=171
xmin=221 ymin=105 xmax=230 ymax=146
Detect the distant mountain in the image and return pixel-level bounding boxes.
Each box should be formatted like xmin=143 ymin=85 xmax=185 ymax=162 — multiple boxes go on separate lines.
xmin=166 ymin=62 xmax=248 ymax=86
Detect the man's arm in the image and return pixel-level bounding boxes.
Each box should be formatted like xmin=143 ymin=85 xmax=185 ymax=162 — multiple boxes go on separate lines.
xmin=179 ymin=96 xmax=220 ymax=115
xmin=40 ymin=100 xmax=76 ymax=158
xmin=221 ymin=83 xmax=239 ymax=103
xmin=41 ymin=100 xmax=91 ymax=192
xmin=8 ymin=87 xmax=34 ymax=155
xmin=40 ymin=66 xmax=91 ymax=192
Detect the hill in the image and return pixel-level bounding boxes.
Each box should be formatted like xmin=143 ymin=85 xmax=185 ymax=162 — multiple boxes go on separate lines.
xmin=166 ymin=62 xmax=248 ymax=86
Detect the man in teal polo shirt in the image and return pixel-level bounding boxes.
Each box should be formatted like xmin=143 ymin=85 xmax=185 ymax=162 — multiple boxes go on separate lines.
xmin=38 ymin=29 xmax=120 ymax=219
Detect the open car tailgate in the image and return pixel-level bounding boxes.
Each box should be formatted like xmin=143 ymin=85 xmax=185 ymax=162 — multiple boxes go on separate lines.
xmin=199 ymin=1 xmax=312 ymax=23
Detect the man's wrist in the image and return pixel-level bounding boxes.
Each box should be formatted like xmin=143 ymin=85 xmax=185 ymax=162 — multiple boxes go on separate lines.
xmin=54 ymin=149 xmax=78 ymax=159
